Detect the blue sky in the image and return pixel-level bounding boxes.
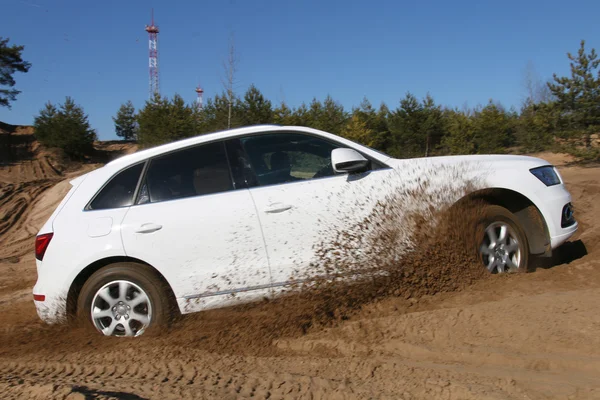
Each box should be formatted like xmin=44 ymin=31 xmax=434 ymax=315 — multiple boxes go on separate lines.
xmin=1 ymin=0 xmax=599 ymax=140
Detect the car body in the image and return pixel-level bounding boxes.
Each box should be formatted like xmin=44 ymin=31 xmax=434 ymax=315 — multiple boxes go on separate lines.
xmin=32 ymin=125 xmax=577 ymax=335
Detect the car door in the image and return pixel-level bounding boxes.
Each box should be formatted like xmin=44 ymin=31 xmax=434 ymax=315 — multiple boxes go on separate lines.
xmin=120 ymin=140 xmax=271 ymax=312
xmin=233 ymin=132 xmax=396 ymax=290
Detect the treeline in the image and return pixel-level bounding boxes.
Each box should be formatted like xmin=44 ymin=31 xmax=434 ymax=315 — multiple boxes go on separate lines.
xmin=36 ymin=40 xmax=600 ymax=160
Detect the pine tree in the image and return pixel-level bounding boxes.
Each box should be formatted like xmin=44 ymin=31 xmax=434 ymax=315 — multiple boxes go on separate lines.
xmin=289 ymin=103 xmax=309 ymax=126
xmin=306 ymin=98 xmax=324 ymax=129
xmin=273 ymin=102 xmax=292 ymax=125
xmin=388 ymin=92 xmax=426 ymax=158
xmin=516 ymin=102 xmax=556 ymax=152
xmin=240 ymin=84 xmax=273 ymax=126
xmin=421 ymin=94 xmax=444 ymax=156
xmin=137 ymin=93 xmax=170 ymax=147
xmin=316 ymin=95 xmax=348 ymax=135
xmin=34 ymin=97 xmax=96 ymax=158
xmin=441 ymin=109 xmax=475 ymax=155
xmin=137 ymin=93 xmax=197 ymax=148
xmin=341 ymin=114 xmax=375 ymax=146
xmin=548 ymin=40 xmax=600 ymax=146
xmin=113 ymin=100 xmax=137 ymax=140
xmin=195 ymin=93 xmax=243 ymax=133
xmin=0 ymin=37 xmax=31 ymax=108
xmin=471 ymin=102 xmax=513 ymax=154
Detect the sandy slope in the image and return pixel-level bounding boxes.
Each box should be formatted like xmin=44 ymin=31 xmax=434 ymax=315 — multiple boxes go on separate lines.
xmin=0 ymin=146 xmax=598 ymax=399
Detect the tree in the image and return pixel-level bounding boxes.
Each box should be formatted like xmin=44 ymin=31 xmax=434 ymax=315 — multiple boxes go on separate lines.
xmin=421 ymin=94 xmax=444 ymax=156
xmin=470 ymin=101 xmax=515 ymax=154
xmin=441 ymin=109 xmax=475 ymax=155
xmin=113 ymin=100 xmax=138 ymax=140
xmin=388 ymin=92 xmax=428 ymax=158
xmin=548 ymin=40 xmax=600 ymax=146
xmin=319 ymin=95 xmax=347 ymax=135
xmin=289 ymin=103 xmax=309 ymax=126
xmin=516 ymin=102 xmax=557 ymax=152
xmin=137 ymin=93 xmax=197 ymax=147
xmin=273 ymin=101 xmax=293 ymax=125
xmin=305 ymin=96 xmax=347 ymax=134
xmin=34 ymin=97 xmax=96 ymax=158
xmin=240 ymin=84 xmax=273 ymax=125
xmin=341 ymin=114 xmax=375 ymax=147
xmin=195 ymin=92 xmax=243 ymax=133
xmin=0 ymin=37 xmax=32 ymax=108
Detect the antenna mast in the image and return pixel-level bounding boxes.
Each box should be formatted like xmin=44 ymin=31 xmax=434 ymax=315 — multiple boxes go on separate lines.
xmin=145 ymin=9 xmax=160 ymax=98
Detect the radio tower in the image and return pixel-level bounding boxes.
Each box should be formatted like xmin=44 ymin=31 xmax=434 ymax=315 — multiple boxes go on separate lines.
xmin=145 ymin=10 xmax=160 ymax=98
xmin=195 ymin=85 xmax=204 ymax=111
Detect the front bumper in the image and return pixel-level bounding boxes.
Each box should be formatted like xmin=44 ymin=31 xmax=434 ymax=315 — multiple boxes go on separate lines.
xmin=534 ymin=183 xmax=578 ymax=250
xmin=550 ymin=221 xmax=578 ymax=249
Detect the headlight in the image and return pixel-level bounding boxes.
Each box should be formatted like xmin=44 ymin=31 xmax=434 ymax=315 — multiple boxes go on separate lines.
xmin=530 ymin=166 xmax=561 ymax=186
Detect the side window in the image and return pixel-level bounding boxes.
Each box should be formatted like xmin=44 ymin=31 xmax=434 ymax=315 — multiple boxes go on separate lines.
xmin=240 ymin=133 xmax=341 ymax=186
xmin=89 ymin=163 xmax=144 ymax=210
xmin=142 ymin=141 xmax=233 ymax=203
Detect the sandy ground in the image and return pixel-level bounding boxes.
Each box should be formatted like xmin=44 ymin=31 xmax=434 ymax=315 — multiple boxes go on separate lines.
xmin=0 ymin=139 xmax=598 ymax=399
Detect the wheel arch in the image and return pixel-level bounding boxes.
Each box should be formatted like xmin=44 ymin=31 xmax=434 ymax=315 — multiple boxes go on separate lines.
xmin=66 ymin=256 xmax=179 ymax=319
xmin=454 ymin=188 xmax=550 ymax=255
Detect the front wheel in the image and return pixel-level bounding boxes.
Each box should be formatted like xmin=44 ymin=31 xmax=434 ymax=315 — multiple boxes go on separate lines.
xmin=77 ymin=262 xmax=171 ymax=337
xmin=477 ymin=205 xmax=529 ymax=273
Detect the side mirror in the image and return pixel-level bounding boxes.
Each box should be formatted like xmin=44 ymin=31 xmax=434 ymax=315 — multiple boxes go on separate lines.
xmin=331 ymin=148 xmax=369 ymax=173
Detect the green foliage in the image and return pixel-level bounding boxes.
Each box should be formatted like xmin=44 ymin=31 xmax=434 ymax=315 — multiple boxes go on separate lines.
xmin=137 ymin=93 xmax=197 ymax=148
xmin=441 ymin=109 xmax=475 ymax=154
xmin=548 ymin=40 xmax=600 ymax=140
xmin=515 ymin=101 xmax=557 ymax=152
xmin=113 ymin=100 xmax=137 ymax=140
xmin=470 ymin=102 xmax=516 ymax=154
xmin=562 ymin=145 xmax=600 ymax=162
xmin=240 ymin=84 xmax=273 ymax=126
xmin=341 ymin=114 xmax=375 ymax=146
xmin=305 ymin=96 xmax=347 ymax=135
xmin=195 ymin=93 xmax=243 ymax=133
xmin=388 ymin=93 xmax=445 ymax=158
xmin=34 ymin=97 xmax=96 ymax=158
xmin=338 ymin=98 xmax=390 ymax=151
xmin=0 ymin=37 xmax=31 ymax=108
xmin=273 ymin=102 xmax=293 ymax=125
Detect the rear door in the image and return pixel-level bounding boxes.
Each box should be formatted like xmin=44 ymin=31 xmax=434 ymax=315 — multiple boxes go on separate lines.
xmin=120 ymin=140 xmax=271 ymax=311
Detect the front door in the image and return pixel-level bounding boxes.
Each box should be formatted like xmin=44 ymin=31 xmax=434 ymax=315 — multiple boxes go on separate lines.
xmin=120 ymin=141 xmax=270 ymax=312
xmin=234 ymin=132 xmax=396 ymax=289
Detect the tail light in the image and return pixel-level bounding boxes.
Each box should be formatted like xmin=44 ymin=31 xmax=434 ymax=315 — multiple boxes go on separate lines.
xmin=35 ymin=233 xmax=54 ymax=261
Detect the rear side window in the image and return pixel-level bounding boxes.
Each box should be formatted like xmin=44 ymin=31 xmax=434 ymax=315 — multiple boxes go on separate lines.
xmin=142 ymin=141 xmax=233 ymax=203
xmin=89 ymin=163 xmax=144 ymax=210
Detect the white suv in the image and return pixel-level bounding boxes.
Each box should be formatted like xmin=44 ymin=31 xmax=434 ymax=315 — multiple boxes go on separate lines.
xmin=33 ymin=125 xmax=577 ymax=336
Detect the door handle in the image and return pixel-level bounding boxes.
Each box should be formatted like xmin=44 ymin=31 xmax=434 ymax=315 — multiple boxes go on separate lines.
xmin=134 ymin=223 xmax=163 ymax=234
xmin=264 ymin=203 xmax=292 ymax=214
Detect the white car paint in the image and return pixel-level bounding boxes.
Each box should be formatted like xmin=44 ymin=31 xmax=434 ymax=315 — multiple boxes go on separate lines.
xmin=32 ymin=125 xmax=578 ymax=322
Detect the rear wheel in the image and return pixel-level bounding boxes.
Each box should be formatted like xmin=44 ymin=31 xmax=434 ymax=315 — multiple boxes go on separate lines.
xmin=77 ymin=262 xmax=171 ymax=337
xmin=477 ymin=205 xmax=529 ymax=273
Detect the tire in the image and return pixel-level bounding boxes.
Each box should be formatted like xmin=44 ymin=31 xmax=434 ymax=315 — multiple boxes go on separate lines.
xmin=77 ymin=262 xmax=172 ymax=337
xmin=476 ymin=205 xmax=530 ymax=273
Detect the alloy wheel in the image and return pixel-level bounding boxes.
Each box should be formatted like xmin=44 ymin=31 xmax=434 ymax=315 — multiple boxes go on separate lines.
xmin=90 ymin=280 xmax=152 ymax=337
xmin=479 ymin=221 xmax=522 ymax=273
